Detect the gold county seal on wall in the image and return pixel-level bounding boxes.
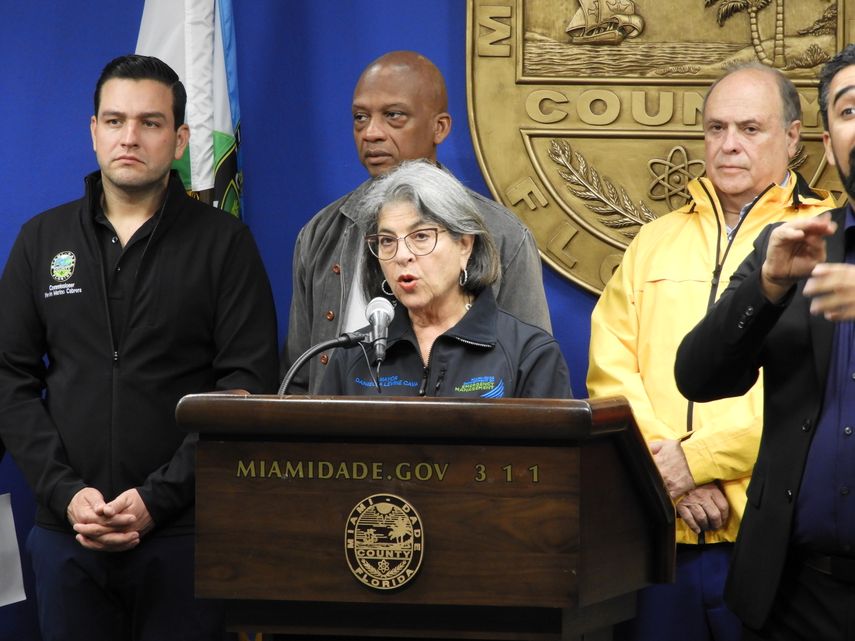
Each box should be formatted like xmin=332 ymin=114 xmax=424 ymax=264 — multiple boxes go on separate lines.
xmin=345 ymin=494 xmax=424 ymax=591
xmin=467 ymin=0 xmax=849 ymax=293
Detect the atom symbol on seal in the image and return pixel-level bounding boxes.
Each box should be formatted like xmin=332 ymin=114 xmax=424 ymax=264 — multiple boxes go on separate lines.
xmin=648 ymin=146 xmax=705 ymax=210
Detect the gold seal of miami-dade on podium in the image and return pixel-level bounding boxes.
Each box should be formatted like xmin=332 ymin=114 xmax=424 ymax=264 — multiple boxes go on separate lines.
xmin=467 ymin=0 xmax=850 ymax=293
xmin=345 ymin=494 xmax=424 ymax=591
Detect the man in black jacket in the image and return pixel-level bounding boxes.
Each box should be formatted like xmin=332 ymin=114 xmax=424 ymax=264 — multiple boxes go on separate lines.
xmin=676 ymin=46 xmax=855 ymax=640
xmin=0 ymin=55 xmax=279 ymax=641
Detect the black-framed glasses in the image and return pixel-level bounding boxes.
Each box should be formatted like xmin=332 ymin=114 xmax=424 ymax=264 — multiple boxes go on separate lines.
xmin=365 ymin=228 xmax=446 ymax=260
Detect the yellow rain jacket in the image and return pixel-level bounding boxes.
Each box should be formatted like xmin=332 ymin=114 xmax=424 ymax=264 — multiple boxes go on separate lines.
xmin=587 ymin=172 xmax=833 ymax=544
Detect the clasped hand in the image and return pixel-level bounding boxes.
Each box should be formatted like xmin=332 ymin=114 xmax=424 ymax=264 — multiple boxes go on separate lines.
xmin=67 ymin=487 xmax=154 ymax=552
xmin=650 ymin=439 xmax=729 ymax=534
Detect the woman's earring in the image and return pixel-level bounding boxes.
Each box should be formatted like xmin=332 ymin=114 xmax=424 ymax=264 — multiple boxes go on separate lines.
xmin=381 ymin=279 xmax=394 ymax=297
xmin=458 ymin=268 xmax=468 ymax=287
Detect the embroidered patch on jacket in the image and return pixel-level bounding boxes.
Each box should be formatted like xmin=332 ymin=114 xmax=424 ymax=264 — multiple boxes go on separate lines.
xmin=354 ymin=375 xmax=420 ymax=389
xmin=44 ymin=251 xmax=84 ymax=299
xmin=454 ymin=376 xmax=505 ymax=398
xmin=49 ymin=251 xmax=76 ymax=282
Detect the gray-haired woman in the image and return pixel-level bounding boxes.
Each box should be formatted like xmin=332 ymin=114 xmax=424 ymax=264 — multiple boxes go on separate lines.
xmin=319 ymin=160 xmax=572 ymax=398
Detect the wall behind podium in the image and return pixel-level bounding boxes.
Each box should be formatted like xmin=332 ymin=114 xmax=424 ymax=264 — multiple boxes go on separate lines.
xmin=0 ymin=2 xmax=596 ymax=637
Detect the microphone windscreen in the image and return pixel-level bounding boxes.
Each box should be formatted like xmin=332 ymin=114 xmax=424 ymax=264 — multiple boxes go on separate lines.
xmin=366 ymin=296 xmax=394 ymax=323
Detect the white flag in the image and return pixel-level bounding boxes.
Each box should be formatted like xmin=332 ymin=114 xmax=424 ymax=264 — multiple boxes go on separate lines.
xmin=137 ymin=0 xmax=242 ymax=216
xmin=0 ymin=494 xmax=25 ymax=607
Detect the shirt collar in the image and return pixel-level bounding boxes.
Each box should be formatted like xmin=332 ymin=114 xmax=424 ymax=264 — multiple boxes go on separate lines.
xmin=738 ymin=172 xmax=791 ymax=219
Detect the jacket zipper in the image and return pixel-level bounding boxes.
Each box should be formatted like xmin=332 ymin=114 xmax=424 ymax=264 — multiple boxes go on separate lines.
xmin=93 ymin=228 xmax=118 ymax=494
xmin=416 ymin=335 xmax=491 ymax=396
xmin=433 ymin=368 xmax=447 ymax=395
xmin=687 ymin=182 xmax=774 ymax=544
xmin=417 ymin=340 xmax=444 ymax=396
xmin=689 ymin=182 xmax=774 ymax=433
xmin=418 ymin=347 xmax=433 ymax=396
xmin=99 ymin=187 xmax=169 ymax=494
xmin=454 ymin=337 xmax=492 ymax=349
xmin=417 ymin=363 xmax=448 ymax=396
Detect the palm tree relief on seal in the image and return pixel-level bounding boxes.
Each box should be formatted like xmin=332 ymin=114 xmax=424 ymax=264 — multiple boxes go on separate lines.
xmin=467 ymin=0 xmax=844 ymax=293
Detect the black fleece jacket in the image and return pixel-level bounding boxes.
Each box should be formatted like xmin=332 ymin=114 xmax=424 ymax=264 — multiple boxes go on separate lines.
xmin=0 ymin=171 xmax=278 ymax=534
xmin=319 ymin=289 xmax=572 ymax=399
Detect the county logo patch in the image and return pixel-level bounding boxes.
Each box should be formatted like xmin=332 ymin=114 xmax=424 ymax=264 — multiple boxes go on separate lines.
xmin=345 ymin=494 xmax=424 ymax=591
xmin=50 ymin=251 xmax=76 ymax=282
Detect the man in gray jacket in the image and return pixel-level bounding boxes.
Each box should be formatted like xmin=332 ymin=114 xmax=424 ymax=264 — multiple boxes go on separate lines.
xmin=284 ymin=50 xmax=551 ymax=394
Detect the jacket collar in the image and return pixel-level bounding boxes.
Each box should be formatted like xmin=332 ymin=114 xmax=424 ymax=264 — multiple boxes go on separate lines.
xmin=83 ymin=169 xmax=187 ymax=224
xmin=387 ymin=287 xmax=498 ymax=352
xmin=340 ymin=177 xmax=375 ymax=223
xmin=687 ymin=170 xmax=830 ymax=216
xmin=808 ymin=205 xmax=849 ymax=393
xmin=825 ymin=204 xmax=849 ymax=264
xmin=791 ymin=170 xmax=827 ymax=207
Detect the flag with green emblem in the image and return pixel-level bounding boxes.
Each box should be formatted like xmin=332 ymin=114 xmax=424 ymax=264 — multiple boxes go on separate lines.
xmin=136 ymin=0 xmax=243 ymax=217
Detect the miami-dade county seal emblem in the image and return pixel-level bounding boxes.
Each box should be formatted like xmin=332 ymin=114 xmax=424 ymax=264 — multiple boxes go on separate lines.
xmin=50 ymin=251 xmax=76 ymax=282
xmin=345 ymin=494 xmax=424 ymax=590
xmin=468 ymin=0 xmax=848 ymax=293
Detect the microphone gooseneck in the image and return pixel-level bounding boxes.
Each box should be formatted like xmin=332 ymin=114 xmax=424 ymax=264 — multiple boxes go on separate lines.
xmin=277 ymin=331 xmax=366 ymax=396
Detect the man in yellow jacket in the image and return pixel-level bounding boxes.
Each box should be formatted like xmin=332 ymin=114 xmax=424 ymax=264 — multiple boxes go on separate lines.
xmin=587 ymin=63 xmax=835 ymax=641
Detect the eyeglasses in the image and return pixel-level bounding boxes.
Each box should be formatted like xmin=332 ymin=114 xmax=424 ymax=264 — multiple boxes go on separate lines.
xmin=365 ymin=228 xmax=446 ymax=260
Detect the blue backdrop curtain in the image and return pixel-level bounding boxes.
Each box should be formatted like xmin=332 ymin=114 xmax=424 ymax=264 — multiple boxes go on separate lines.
xmin=0 ymin=3 xmax=595 ymax=636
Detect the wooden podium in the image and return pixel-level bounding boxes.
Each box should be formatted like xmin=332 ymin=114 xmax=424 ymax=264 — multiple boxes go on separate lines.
xmin=177 ymin=394 xmax=674 ymax=640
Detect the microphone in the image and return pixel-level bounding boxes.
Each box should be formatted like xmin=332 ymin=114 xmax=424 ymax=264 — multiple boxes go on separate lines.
xmin=366 ymin=297 xmax=394 ymax=364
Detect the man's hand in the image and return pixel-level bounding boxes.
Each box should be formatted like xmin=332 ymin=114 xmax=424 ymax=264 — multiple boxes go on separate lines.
xmin=104 ymin=488 xmax=154 ymax=537
xmin=676 ymin=483 xmax=730 ymax=534
xmin=650 ymin=438 xmax=695 ymax=499
xmin=69 ymin=488 xmax=153 ymax=552
xmin=761 ymin=213 xmax=837 ymax=303
xmin=803 ymin=263 xmax=855 ymax=321
xmin=67 ymin=487 xmax=111 ymax=527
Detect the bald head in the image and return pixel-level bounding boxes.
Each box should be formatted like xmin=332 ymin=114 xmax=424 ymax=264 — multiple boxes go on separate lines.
xmin=358 ymin=51 xmax=448 ymax=113
xmin=703 ymin=62 xmax=801 ymax=128
xmin=352 ymin=51 xmax=452 ymax=177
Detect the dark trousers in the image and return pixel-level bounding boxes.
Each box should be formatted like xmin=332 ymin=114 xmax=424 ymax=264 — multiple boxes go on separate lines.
xmin=615 ymin=543 xmax=742 ymax=641
xmin=743 ymin=557 xmax=855 ymax=641
xmin=27 ymin=526 xmax=225 ymax=641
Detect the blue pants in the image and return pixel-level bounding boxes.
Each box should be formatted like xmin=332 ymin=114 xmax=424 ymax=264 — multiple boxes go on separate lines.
xmin=27 ymin=526 xmax=225 ymax=641
xmin=615 ymin=543 xmax=742 ymax=641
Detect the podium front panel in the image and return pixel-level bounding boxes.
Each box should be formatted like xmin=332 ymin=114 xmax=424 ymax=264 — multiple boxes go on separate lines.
xmin=195 ymin=440 xmax=579 ymax=608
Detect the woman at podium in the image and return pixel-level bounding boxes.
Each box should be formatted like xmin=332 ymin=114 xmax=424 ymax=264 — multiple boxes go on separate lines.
xmin=318 ymin=160 xmax=572 ymax=399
